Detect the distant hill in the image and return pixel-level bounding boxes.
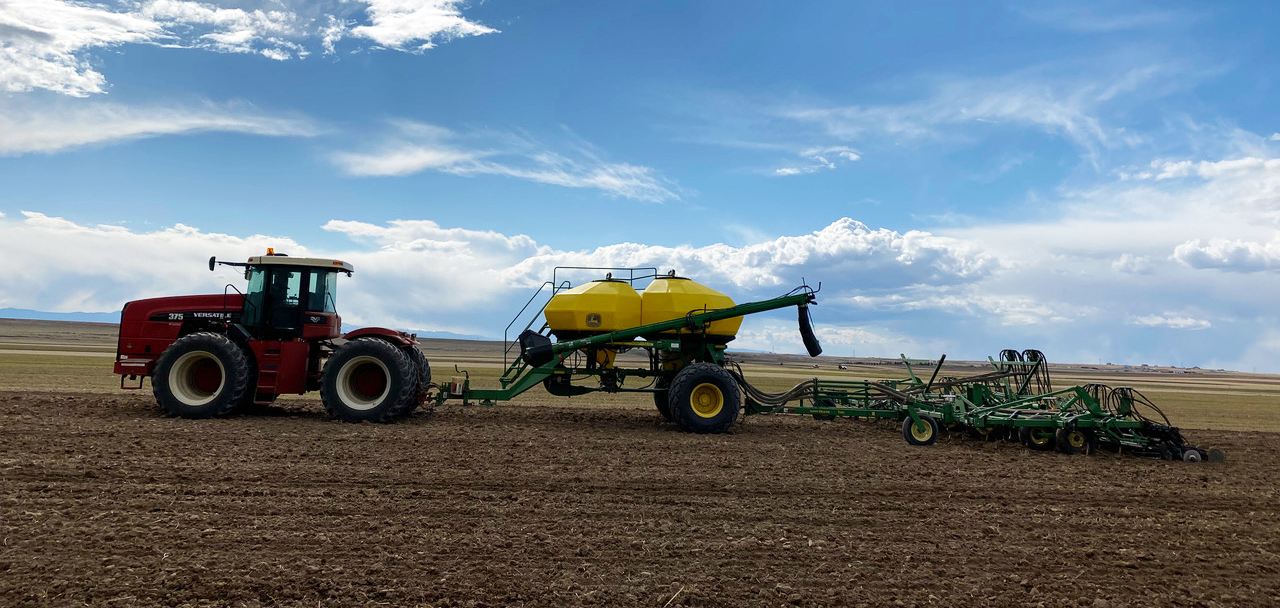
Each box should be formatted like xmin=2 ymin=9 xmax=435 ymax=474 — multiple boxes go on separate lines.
xmin=0 ymin=308 xmax=491 ymax=341
xmin=0 ymin=308 xmax=121 ymax=323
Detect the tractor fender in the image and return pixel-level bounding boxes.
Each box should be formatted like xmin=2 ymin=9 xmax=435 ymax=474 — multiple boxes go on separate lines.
xmin=342 ymin=327 xmax=417 ymax=348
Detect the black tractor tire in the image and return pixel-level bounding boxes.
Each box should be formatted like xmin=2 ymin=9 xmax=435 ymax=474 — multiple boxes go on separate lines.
xmin=321 ymin=338 xmax=416 ymax=423
xmin=1020 ymin=427 xmax=1058 ymax=451
xmin=402 ymin=346 xmax=432 ymax=415
xmin=653 ymin=376 xmax=673 ymax=422
xmin=152 ymin=332 xmax=251 ymax=419
xmin=667 ymin=362 xmax=741 ymax=434
xmin=902 ymin=415 xmax=939 ymax=446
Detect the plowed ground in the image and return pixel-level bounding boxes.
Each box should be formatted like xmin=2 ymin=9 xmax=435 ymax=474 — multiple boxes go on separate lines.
xmin=2 ymin=391 xmax=1279 ymax=607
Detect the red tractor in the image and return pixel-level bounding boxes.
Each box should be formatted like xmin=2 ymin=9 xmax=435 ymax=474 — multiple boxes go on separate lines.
xmin=114 ymin=251 xmax=429 ymax=422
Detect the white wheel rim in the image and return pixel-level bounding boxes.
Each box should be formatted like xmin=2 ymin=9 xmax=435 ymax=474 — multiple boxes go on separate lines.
xmin=169 ymin=350 xmax=225 ymax=407
xmin=335 ymin=355 xmax=391 ymax=411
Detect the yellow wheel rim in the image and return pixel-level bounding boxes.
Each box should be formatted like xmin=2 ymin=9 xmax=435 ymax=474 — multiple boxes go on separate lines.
xmin=1066 ymin=431 xmax=1086 ymax=449
xmin=910 ymin=420 xmax=933 ymax=442
xmin=689 ymin=383 xmax=724 ymax=418
xmin=1030 ymin=430 xmax=1053 ymax=446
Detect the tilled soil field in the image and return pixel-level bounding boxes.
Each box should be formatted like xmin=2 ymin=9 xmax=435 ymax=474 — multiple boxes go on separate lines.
xmin=1 ymin=390 xmax=1278 ymax=607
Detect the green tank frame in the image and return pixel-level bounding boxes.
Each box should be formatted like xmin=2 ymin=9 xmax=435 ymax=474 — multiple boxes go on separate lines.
xmin=432 ymin=289 xmax=819 ymax=407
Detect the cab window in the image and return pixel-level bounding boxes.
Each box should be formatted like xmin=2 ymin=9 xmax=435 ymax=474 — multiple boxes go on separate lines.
xmin=308 ymin=271 xmax=338 ymax=313
xmin=242 ymin=267 xmax=267 ymax=327
xmin=267 ymin=269 xmax=304 ymax=332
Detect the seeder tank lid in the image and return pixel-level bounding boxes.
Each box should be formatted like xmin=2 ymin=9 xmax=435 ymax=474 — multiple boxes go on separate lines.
xmin=246 ymin=254 xmax=354 ymax=273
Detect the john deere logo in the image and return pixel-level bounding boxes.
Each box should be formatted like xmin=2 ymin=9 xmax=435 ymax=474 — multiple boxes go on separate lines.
xmin=585 ymin=313 xmax=602 ymax=328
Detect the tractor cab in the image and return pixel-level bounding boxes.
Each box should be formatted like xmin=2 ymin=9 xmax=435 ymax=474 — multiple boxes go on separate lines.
xmin=213 ymin=250 xmax=352 ymax=340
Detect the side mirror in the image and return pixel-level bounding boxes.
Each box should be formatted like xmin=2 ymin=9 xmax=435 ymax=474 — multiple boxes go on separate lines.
xmin=208 ymin=256 xmax=216 ymax=272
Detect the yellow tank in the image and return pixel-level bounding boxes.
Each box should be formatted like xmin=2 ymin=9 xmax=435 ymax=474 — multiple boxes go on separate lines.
xmin=641 ymin=276 xmax=741 ymax=343
xmin=544 ymin=280 xmax=643 ymax=339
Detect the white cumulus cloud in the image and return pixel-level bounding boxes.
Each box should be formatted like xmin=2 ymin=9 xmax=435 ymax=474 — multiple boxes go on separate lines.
xmin=0 ymin=0 xmax=497 ymax=96
xmin=1172 ymin=238 xmax=1280 ymax=272
xmin=350 ymin=0 xmax=498 ymax=51
xmin=0 ymin=213 xmax=997 ymax=341
xmin=0 ymin=0 xmax=161 ymax=96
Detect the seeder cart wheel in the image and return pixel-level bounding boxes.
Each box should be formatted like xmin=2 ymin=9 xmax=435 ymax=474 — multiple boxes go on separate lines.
xmin=667 ymin=363 xmax=741 ymax=434
xmin=1020 ymin=427 xmax=1057 ymax=451
xmin=902 ymin=415 xmax=939 ymax=446
xmin=1207 ymin=447 xmax=1226 ymax=462
xmin=1182 ymin=448 xmax=1203 ymax=463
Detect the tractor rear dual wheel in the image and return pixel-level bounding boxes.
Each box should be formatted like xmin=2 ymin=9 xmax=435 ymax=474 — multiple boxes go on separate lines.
xmin=667 ymin=363 xmax=741 ymax=434
xmin=153 ymin=332 xmax=252 ymax=419
xmin=402 ymin=346 xmax=432 ymax=416
xmin=321 ymin=338 xmax=416 ymax=423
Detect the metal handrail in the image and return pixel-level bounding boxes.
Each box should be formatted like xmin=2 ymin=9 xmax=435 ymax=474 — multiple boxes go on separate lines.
xmin=500 ymin=266 xmax=660 ymax=369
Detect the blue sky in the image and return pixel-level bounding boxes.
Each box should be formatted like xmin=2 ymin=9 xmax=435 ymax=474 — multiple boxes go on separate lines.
xmin=3 ymin=0 xmax=1280 ymax=370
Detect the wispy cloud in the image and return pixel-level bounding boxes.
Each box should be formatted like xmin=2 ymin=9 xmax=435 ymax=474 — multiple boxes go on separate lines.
xmin=0 ymin=0 xmax=497 ymax=96
xmin=1011 ymin=2 xmax=1183 ymax=33
xmin=1128 ymin=313 xmax=1211 ymax=330
xmin=0 ymin=98 xmax=318 ymax=155
xmin=680 ymin=59 xmax=1184 ymax=175
xmin=774 ymin=146 xmax=860 ymax=177
xmin=331 ymin=122 xmax=679 ymax=203
xmin=782 ymin=65 xmax=1168 ymax=156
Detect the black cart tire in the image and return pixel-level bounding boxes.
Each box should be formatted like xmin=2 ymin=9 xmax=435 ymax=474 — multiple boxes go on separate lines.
xmin=902 ymin=415 xmax=939 ymax=446
xmin=1021 ymin=427 xmax=1058 ymax=451
xmin=153 ymin=332 xmax=251 ymax=419
xmin=667 ymin=363 xmax=741 ymax=434
xmin=321 ymin=339 xmax=415 ymax=423
xmin=653 ymin=376 xmax=673 ymax=421
xmin=402 ymin=346 xmax=432 ymax=415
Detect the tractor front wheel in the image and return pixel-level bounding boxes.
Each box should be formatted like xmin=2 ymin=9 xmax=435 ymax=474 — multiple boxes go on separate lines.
xmin=153 ymin=332 xmax=251 ymax=419
xmin=667 ymin=363 xmax=741 ymax=434
xmin=321 ymin=338 xmax=416 ymax=423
